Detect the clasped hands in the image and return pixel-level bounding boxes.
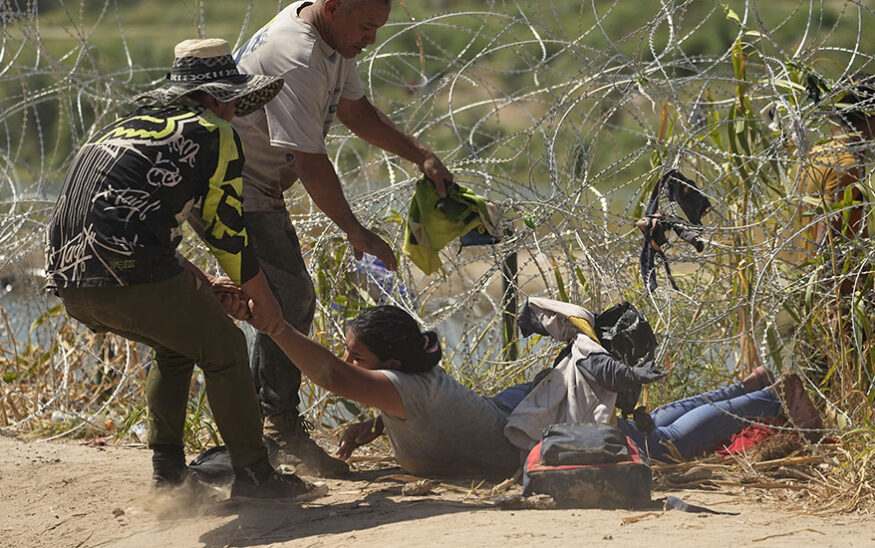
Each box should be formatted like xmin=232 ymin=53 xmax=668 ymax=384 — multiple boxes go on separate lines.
xmin=209 ymin=276 xmax=250 ymax=319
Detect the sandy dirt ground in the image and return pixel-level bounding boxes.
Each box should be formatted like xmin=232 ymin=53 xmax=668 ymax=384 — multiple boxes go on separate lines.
xmin=1 ymin=435 xmax=872 ymax=548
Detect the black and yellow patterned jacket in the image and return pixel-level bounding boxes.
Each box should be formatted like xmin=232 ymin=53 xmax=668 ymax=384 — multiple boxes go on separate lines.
xmin=46 ymin=104 xmax=257 ymax=288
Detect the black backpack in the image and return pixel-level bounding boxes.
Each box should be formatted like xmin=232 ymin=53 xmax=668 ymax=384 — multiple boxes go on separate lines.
xmin=187 ymin=437 xmax=279 ymax=484
xmin=594 ymin=301 xmax=657 ymax=368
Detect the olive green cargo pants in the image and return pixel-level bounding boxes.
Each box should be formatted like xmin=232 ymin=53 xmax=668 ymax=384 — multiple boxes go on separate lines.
xmin=58 ymin=271 xmax=266 ymax=467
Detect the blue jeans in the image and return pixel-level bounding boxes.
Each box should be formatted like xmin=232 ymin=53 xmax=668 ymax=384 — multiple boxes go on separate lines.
xmin=245 ymin=211 xmax=317 ymax=418
xmin=492 ymin=382 xmax=535 ymax=413
xmin=617 ymin=382 xmax=782 ymax=462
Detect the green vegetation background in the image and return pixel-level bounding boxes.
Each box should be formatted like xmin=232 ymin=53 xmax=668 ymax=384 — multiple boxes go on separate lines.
xmin=1 ymin=0 xmax=867 ymax=199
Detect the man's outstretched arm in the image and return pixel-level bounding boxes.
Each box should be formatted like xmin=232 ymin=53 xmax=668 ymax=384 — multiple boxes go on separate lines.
xmin=337 ymin=95 xmax=453 ymax=197
xmin=294 ymin=149 xmax=397 ymax=270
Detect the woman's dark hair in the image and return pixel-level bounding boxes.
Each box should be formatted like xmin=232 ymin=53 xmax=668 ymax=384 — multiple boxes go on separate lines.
xmin=348 ymin=305 xmax=442 ymax=373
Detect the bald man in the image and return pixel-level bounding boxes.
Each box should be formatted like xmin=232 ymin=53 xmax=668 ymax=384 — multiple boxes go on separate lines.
xmin=232 ymin=0 xmax=453 ymax=476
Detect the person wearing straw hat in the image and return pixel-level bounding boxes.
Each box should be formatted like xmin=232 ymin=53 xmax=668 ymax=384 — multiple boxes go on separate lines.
xmin=230 ymin=0 xmax=455 ymax=478
xmin=792 ymin=73 xmax=875 ymax=385
xmin=798 ymin=71 xmax=874 ymax=273
xmin=45 ymin=38 xmax=323 ymax=499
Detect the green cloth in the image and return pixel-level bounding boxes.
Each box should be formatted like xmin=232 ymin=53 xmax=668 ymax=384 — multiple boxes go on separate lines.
xmin=402 ymin=178 xmax=499 ymax=275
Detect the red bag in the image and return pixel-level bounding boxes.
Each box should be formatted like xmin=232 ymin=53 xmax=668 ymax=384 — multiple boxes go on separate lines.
xmin=522 ymin=423 xmax=651 ymax=508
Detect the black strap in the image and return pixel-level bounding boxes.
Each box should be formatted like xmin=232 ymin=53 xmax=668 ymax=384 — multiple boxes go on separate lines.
xmin=659 ymin=495 xmax=740 ymax=515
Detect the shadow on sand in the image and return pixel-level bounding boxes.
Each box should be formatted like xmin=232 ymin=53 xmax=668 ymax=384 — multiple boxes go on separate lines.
xmin=197 ymin=469 xmax=493 ymax=547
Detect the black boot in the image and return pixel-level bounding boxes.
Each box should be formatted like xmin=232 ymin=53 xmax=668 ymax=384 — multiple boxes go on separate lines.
xmin=230 ymin=455 xmax=327 ymax=500
xmin=151 ymin=444 xmax=188 ymax=488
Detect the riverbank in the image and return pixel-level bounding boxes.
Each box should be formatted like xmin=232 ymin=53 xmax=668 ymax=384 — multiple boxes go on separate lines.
xmin=1 ymin=435 xmax=872 ymax=547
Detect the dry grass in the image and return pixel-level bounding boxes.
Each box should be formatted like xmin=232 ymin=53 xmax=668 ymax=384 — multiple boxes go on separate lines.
xmin=653 ymin=435 xmax=875 ymax=513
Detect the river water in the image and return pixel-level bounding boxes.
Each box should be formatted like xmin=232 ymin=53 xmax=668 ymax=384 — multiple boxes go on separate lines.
xmin=0 ymin=272 xmax=535 ymax=375
xmin=0 ymin=282 xmax=60 ymax=345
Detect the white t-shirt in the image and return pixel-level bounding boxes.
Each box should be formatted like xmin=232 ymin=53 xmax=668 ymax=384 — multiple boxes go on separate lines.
xmin=378 ymin=367 xmax=523 ymax=481
xmin=232 ymin=1 xmax=365 ymax=211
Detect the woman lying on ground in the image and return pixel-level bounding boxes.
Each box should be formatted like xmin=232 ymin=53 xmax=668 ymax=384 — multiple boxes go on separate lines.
xmin=616 ymin=367 xmax=823 ymax=462
xmin=245 ymin=304 xmax=823 ymax=477
xmin=256 ymin=305 xmax=521 ymax=480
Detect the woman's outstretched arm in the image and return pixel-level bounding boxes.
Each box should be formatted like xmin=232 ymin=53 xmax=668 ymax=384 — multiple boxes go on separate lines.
xmin=249 ymin=317 xmax=405 ymax=419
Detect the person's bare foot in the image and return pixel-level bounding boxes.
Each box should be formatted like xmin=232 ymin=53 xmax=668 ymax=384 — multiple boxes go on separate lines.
xmin=771 ymin=373 xmax=823 ymax=443
xmin=741 ymin=366 xmax=775 ymax=393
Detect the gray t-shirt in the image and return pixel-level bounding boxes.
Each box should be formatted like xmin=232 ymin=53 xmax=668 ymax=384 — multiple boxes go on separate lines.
xmin=232 ymin=0 xmax=365 ymax=211
xmin=378 ymin=367 xmax=522 ymax=480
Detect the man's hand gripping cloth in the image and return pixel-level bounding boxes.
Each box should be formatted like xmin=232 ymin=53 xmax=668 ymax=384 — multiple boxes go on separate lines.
xmin=504 ymin=298 xmax=613 ymax=451
xmin=402 ymin=178 xmax=502 ymax=275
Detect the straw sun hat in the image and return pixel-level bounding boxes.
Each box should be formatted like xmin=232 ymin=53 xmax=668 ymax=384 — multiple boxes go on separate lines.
xmin=808 ymin=71 xmax=875 ymax=120
xmin=837 ymin=72 xmax=875 ymax=117
xmin=136 ymin=38 xmax=283 ymax=117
